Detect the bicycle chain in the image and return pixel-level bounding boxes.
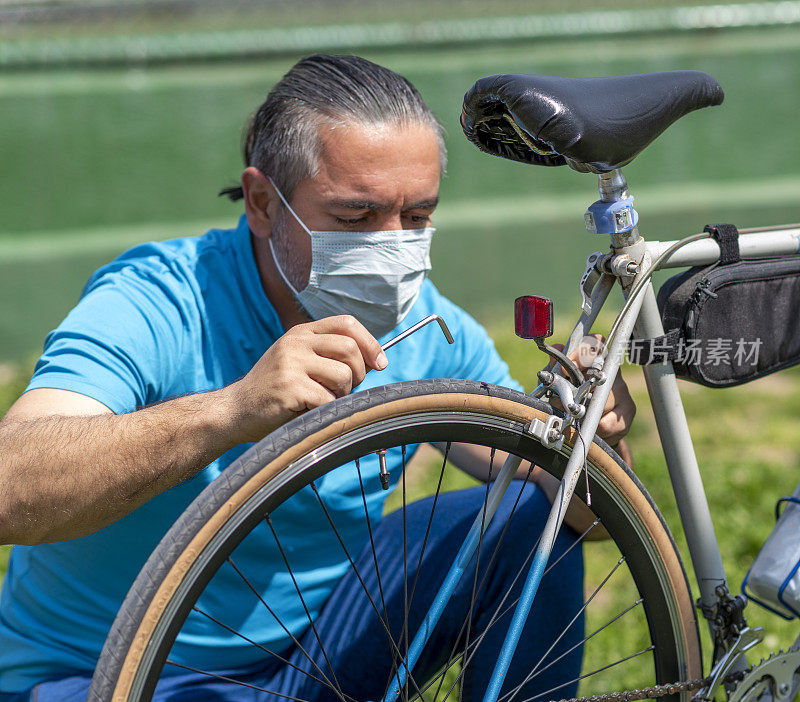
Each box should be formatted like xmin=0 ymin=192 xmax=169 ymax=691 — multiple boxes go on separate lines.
xmin=554 ymin=669 xmax=746 ymax=702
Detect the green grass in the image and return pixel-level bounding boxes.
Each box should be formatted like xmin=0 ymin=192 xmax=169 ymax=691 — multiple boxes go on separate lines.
xmin=2 ymin=326 xmax=799 ymax=692
xmin=622 ymin=363 xmax=800 ymax=663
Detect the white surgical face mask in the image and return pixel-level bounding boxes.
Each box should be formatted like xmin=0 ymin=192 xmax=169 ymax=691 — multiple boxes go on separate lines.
xmin=267 ymin=178 xmax=434 ymax=339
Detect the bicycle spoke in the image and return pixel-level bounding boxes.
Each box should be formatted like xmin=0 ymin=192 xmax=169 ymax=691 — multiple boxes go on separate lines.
xmin=407 ymin=442 xmax=450 ymax=614
xmin=355 ymin=457 xmax=392 ymax=624
xmin=385 ymin=441 xmax=451 ymax=699
xmin=414 ymin=591 xmax=635 ymax=702
xmin=308 ymin=482 xmax=427 ymax=700
xmin=432 ymin=463 xmax=536 ymax=702
xmin=457 ymin=447 xmax=496 ymax=702
xmin=514 ymin=646 xmax=656 ymax=702
xmin=224 ymin=556 xmax=344 ymax=697
xmin=498 ymin=557 xmax=628 ymax=702
xmin=518 ymin=599 xmax=645 ymax=688
xmin=265 ymin=515 xmax=346 ymax=699
xmin=383 ymin=441 xmax=452 ymax=690
xmin=432 ymin=516 xmax=601 ymax=702
xmin=189 ymin=605 xmax=346 ymax=698
xmin=462 ymin=514 xmax=599 ymax=668
xmin=457 ymin=525 xmax=609 ymax=678
xmin=356 ymin=458 xmax=405 ymax=697
xmin=164 ymin=659 xmax=312 ymax=701
xmin=413 ymin=586 xmax=641 ymax=702
xmin=419 ymin=544 xmax=652 ymax=702
xmin=402 ymin=444 xmax=410 ymax=702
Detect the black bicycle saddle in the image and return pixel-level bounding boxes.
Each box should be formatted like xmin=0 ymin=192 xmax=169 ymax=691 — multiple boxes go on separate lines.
xmin=461 ymin=71 xmax=724 ymax=173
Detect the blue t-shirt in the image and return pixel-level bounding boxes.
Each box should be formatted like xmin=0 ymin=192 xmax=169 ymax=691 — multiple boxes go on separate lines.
xmin=0 ymin=215 xmax=522 ymax=692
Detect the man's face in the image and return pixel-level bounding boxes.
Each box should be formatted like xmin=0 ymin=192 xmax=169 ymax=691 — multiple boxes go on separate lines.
xmin=271 ymin=121 xmax=442 ymax=290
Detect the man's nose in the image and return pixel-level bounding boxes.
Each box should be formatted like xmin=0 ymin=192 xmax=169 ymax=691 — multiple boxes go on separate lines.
xmin=376 ymin=213 xmax=405 ymax=231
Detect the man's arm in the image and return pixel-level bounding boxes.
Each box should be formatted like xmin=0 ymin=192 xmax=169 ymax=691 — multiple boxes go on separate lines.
xmin=0 ymin=387 xmax=248 ymax=545
xmin=0 ymin=316 xmax=386 ymax=546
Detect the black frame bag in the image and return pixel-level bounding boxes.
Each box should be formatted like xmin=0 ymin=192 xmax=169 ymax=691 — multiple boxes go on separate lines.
xmin=651 ymin=224 xmax=800 ymax=388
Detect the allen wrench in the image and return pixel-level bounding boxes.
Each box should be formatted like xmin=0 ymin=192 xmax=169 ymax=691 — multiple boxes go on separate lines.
xmin=380 ymin=314 xmax=454 ymax=352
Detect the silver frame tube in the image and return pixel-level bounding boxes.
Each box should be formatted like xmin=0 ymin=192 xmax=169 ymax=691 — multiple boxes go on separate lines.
xmin=609 ymin=234 xmax=731 ymax=612
xmin=633 ymin=281 xmax=729 ymax=610
xmin=638 ymin=225 xmax=800 ymax=606
xmin=647 ymin=227 xmax=800 ymax=268
xmin=566 ymin=273 xmax=616 ymax=355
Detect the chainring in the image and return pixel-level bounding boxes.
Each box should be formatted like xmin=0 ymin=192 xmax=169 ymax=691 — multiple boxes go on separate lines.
xmin=727 ymin=647 xmax=800 ymax=702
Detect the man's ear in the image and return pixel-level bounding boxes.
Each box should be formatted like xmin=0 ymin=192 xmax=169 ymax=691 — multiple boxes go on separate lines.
xmin=242 ymin=167 xmax=280 ymax=240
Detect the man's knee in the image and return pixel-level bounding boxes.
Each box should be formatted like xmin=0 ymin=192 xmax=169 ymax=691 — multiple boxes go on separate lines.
xmin=482 ymin=481 xmax=584 ymax=593
xmin=20 ymin=673 xmax=92 ymax=702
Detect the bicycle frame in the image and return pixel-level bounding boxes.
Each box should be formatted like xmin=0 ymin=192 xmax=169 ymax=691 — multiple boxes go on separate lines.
xmin=638 ymin=226 xmax=800 ymax=609
xmin=383 ymin=167 xmax=800 ymax=702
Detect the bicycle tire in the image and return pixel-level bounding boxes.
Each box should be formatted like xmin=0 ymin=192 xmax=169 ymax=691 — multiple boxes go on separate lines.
xmin=88 ymin=378 xmax=702 ymax=702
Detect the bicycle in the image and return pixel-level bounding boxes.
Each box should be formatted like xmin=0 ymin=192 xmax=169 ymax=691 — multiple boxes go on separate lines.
xmin=87 ymin=70 xmax=800 ymax=702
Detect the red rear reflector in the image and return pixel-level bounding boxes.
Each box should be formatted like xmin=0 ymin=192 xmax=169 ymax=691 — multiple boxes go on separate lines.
xmin=515 ymin=296 xmax=554 ymax=339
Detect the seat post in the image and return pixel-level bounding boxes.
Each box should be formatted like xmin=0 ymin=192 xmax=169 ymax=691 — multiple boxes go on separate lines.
xmin=598 ymin=169 xmax=630 ymax=203
xmin=584 ymin=168 xmax=641 ymax=248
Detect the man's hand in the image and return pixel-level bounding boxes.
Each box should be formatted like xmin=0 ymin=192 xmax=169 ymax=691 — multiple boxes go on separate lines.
xmin=551 ymin=334 xmax=636 ymax=466
xmin=225 ymin=315 xmax=387 ymax=443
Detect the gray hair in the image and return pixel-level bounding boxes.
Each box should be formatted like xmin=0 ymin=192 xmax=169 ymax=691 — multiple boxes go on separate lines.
xmin=220 ymin=54 xmax=446 ymax=201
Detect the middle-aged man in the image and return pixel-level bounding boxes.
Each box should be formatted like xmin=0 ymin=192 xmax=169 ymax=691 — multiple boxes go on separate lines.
xmin=0 ymin=54 xmax=635 ymax=701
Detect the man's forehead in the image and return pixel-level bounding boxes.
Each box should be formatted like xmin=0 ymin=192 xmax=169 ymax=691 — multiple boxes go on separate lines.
xmin=319 ymin=123 xmax=439 ymax=174
xmin=308 ymin=122 xmax=441 ymax=205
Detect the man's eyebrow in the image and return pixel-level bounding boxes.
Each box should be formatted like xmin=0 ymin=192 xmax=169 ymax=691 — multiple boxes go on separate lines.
xmin=328 ymin=197 xmax=439 ymax=211
xmin=329 ymin=199 xmax=386 ymax=211
xmin=406 ymin=198 xmax=439 ymax=210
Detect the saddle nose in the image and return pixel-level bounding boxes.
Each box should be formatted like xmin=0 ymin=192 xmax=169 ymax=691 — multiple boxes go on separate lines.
xmin=461 ymin=71 xmax=724 ymax=173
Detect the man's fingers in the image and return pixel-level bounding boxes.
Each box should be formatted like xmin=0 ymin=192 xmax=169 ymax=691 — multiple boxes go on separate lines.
xmin=572 ymin=334 xmax=604 ymax=372
xmin=308 ymin=333 xmax=368 ymax=388
xmin=615 ymin=438 xmax=634 ymax=467
xmin=541 ymin=334 xmax=636 ymax=446
xmin=548 ymin=336 xmax=604 ymax=374
xmin=299 ymin=378 xmax=338 ymax=410
xmin=306 ymin=356 xmax=357 ymax=398
xmin=309 ymin=315 xmax=388 ymax=371
xmin=597 ymin=407 xmax=628 ymax=446
xmin=603 ymin=384 xmax=618 ymax=414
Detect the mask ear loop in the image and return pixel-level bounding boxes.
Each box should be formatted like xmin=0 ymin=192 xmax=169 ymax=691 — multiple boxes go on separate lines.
xmin=264 ymin=176 xmax=310 ymax=296
xmin=268 ymin=238 xmax=303 ymax=297
xmin=266 ymin=175 xmax=313 ymax=236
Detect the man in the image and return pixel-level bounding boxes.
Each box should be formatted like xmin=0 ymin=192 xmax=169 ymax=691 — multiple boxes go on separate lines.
xmin=0 ymin=54 xmax=635 ymax=700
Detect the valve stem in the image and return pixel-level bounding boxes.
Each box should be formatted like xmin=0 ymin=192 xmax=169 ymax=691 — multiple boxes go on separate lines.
xmin=377 ymin=449 xmax=390 ymax=490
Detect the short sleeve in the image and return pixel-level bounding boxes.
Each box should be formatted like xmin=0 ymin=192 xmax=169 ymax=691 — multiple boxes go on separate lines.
xmin=450 ymin=313 xmax=524 ymax=392
xmin=424 ymin=287 xmax=524 ymax=392
xmin=25 ymin=265 xmax=187 ymax=415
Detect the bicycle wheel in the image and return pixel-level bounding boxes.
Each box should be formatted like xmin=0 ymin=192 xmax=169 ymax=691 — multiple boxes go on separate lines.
xmin=89 ymin=379 xmax=701 ymax=702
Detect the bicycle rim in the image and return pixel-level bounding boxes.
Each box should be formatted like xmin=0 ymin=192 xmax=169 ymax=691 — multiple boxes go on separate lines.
xmin=89 ymin=379 xmax=702 ymax=702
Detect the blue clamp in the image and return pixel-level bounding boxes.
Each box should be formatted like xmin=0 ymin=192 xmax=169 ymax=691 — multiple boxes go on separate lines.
xmin=584 ymin=196 xmax=639 ymax=235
